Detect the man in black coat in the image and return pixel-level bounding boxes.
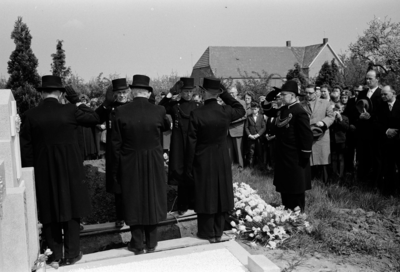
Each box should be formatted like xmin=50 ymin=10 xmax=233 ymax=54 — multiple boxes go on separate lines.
xmin=185 ymin=77 xmax=245 ymax=243
xmin=264 ymin=80 xmax=313 ymax=212
xmin=111 ymin=75 xmax=170 ymax=254
xmin=355 ymin=70 xmax=383 ymax=185
xmin=158 ymin=78 xmax=201 ymax=214
xmin=95 ymin=78 xmax=130 ymax=227
xmin=20 ymin=76 xmax=108 ymax=266
xmin=376 ymin=85 xmax=400 ymax=195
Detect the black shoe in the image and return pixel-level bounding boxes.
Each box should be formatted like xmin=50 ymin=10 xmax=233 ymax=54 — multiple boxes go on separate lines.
xmin=146 ymin=247 xmax=156 ymax=253
xmin=62 ymin=251 xmax=83 ymax=266
xmin=196 ymin=233 xmax=216 ymax=243
xmin=127 ymin=243 xmax=144 ymax=255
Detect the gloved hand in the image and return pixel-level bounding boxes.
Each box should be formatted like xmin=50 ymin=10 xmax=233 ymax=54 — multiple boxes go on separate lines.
xmin=65 ymin=85 xmax=80 ymax=104
xmin=220 ymin=83 xmax=228 ymax=93
xmin=170 ymin=81 xmax=184 ymax=95
xmin=103 ymin=85 xmax=115 ymax=108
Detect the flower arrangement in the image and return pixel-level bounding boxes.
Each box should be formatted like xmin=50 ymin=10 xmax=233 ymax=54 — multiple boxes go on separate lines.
xmin=230 ymin=182 xmax=312 ymax=249
xmin=32 ymin=248 xmax=52 ymax=271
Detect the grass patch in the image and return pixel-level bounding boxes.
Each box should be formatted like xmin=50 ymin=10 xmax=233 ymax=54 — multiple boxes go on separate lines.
xmin=233 ymin=167 xmax=400 ymax=267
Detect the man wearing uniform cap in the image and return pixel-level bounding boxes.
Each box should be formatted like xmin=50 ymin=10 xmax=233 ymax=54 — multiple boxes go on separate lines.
xmin=20 ymin=75 xmax=113 ymax=266
xmin=185 ymin=77 xmax=245 ymax=243
xmin=111 ymin=74 xmax=171 ymax=254
xmin=158 ymin=77 xmax=201 ymax=215
xmin=264 ymin=80 xmax=313 ymax=212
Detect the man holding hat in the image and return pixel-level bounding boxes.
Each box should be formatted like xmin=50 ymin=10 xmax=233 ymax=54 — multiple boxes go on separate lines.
xmin=159 ymin=78 xmax=201 ymax=215
xmin=111 ymin=74 xmax=170 ymax=254
xmin=94 ymin=78 xmax=131 ymax=228
xmin=264 ymin=80 xmax=313 ymax=212
xmin=185 ymin=77 xmax=245 ymax=242
xmin=20 ymin=75 xmax=110 ymax=266
xmin=300 ymin=84 xmax=334 ymax=183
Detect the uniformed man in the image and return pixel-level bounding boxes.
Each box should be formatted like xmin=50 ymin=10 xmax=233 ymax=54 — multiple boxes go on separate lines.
xmin=158 ymin=78 xmax=201 ymax=215
xmin=264 ymin=80 xmax=313 ymax=212
xmin=185 ymin=77 xmax=245 ymax=243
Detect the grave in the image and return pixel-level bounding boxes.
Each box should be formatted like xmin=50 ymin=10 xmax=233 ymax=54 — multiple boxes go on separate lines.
xmin=0 ymin=89 xmax=39 ymax=271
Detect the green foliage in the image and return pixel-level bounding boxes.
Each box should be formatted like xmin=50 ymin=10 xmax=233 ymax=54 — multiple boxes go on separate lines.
xmin=286 ymin=63 xmax=308 ymax=90
xmin=315 ymin=59 xmax=343 ymax=87
xmin=0 ymin=75 xmax=7 ymax=89
xmin=6 ymin=16 xmax=41 ymax=113
xmin=51 ymin=40 xmax=71 ymax=84
xmin=340 ymin=53 xmax=369 ymax=88
xmin=235 ymin=69 xmax=275 ymax=100
xmin=151 ymin=72 xmax=181 ymax=103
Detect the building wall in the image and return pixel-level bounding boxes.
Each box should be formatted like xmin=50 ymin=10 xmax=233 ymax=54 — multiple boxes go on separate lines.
xmin=191 ymin=67 xmax=214 ymax=85
xmin=309 ymin=46 xmax=339 ymax=78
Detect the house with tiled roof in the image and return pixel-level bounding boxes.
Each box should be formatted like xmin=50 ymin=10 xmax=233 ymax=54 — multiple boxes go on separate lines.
xmin=190 ymin=38 xmax=344 ymax=87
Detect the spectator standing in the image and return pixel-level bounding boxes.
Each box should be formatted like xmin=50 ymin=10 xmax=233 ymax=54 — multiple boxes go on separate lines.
xmin=330 ymin=103 xmax=349 ymax=179
xmin=227 ymin=87 xmax=246 ymax=170
xmin=244 ymin=102 xmax=266 ymax=167
xmin=320 ymin=85 xmax=330 ymax=100
xmin=301 ymin=84 xmax=335 ymax=183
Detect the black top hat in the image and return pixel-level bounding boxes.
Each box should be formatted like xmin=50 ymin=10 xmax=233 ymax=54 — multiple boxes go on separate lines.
xmin=180 ymin=77 xmax=195 ymax=89
xmin=37 ymin=75 xmax=65 ymax=92
xmin=112 ymin=78 xmax=129 ymax=92
xmin=356 ymin=98 xmax=372 ymax=113
xmin=280 ymin=80 xmax=304 ymax=96
xmin=310 ymin=125 xmax=324 ymax=139
xmin=129 ymin=74 xmax=153 ymax=92
xmin=199 ymin=77 xmax=223 ymax=94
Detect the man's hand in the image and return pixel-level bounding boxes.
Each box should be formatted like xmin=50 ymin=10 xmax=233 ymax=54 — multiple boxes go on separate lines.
xmin=103 ymin=85 xmax=115 ymax=108
xmin=170 ymin=81 xmax=184 ymax=95
xmin=219 ymin=83 xmax=228 ymax=93
xmin=386 ymin=128 xmax=398 ymax=139
xmin=316 ymin=121 xmax=324 ymax=127
xmin=335 ymin=111 xmax=343 ymax=121
xmin=259 ymin=96 xmax=266 ymax=103
xmin=249 ymin=135 xmax=255 ymax=140
xmin=360 ymin=109 xmax=371 ymax=120
xmin=65 ymin=85 xmax=80 ymax=104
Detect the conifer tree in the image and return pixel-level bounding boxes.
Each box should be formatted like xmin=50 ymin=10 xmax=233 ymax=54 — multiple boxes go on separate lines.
xmin=6 ymin=16 xmax=41 ymax=113
xmin=51 ymin=40 xmax=71 ymax=84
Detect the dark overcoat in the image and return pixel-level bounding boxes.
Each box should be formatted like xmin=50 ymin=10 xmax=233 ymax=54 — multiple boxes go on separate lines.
xmin=96 ymin=101 xmax=126 ymax=193
xmin=158 ymin=97 xmax=200 ymax=184
xmin=264 ymin=101 xmax=313 ymax=194
xmin=111 ymin=97 xmax=170 ymax=226
xmin=20 ymin=98 xmax=101 ymax=224
xmin=185 ymin=92 xmax=245 ymax=214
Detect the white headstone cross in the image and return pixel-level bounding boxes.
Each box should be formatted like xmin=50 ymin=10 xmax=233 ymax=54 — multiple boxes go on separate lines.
xmin=0 ymin=89 xmax=39 ymax=271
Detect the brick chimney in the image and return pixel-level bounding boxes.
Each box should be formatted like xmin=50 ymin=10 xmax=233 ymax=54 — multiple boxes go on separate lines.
xmin=286 ymin=41 xmax=291 ymax=47
xmin=323 ymin=38 xmax=328 ymax=44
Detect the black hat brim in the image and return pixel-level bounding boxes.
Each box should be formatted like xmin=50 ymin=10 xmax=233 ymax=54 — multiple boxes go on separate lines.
xmin=113 ymin=86 xmax=130 ymax=92
xmin=128 ymin=84 xmax=153 ymax=92
xmin=266 ymin=87 xmax=281 ymax=101
xmin=199 ymin=86 xmax=223 ymax=94
xmin=37 ymin=87 xmax=66 ymax=92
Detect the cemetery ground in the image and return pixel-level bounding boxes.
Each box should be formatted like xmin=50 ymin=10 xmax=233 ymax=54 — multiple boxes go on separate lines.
xmin=82 ymin=160 xmax=400 ymax=272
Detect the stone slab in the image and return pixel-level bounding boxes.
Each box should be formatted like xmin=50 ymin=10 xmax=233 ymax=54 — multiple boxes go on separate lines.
xmin=51 ymin=239 xmax=249 ymax=271
xmin=0 ymin=140 xmax=18 ymax=188
xmin=0 ymin=90 xmax=13 ymax=140
xmin=22 ymin=167 xmax=39 ymax=266
xmin=248 ymin=255 xmax=281 ymax=272
xmin=0 ymin=185 xmax=30 ymax=272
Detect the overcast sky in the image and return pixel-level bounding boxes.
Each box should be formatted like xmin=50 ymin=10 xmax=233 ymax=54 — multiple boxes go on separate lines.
xmin=1 ymin=0 xmax=399 ymax=82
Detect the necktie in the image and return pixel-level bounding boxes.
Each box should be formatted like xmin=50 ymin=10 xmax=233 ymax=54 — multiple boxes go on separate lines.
xmin=367 ymin=89 xmax=373 ymax=98
xmin=389 ymin=104 xmax=393 ymax=111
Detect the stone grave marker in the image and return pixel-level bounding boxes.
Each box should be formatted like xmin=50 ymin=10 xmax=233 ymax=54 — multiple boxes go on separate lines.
xmin=0 ymin=89 xmax=39 ymax=271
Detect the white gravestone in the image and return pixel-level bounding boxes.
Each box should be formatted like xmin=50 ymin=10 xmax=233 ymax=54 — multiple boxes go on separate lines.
xmin=0 ymin=89 xmax=39 ymax=272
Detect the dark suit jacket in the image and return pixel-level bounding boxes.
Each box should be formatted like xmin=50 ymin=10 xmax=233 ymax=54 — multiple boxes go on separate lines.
xmin=20 ymin=98 xmax=101 ymax=224
xmin=376 ymin=96 xmax=400 ymax=140
xmin=245 ymin=114 xmax=266 ymax=136
xmin=228 ymin=99 xmax=246 ymax=137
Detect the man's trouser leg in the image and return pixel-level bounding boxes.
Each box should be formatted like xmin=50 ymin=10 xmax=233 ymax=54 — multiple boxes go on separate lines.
xmin=144 ymin=225 xmax=158 ymax=248
xmin=197 ymin=213 xmax=225 ymax=239
xmin=281 ymin=193 xmax=305 ymax=212
xmin=115 ymin=193 xmax=124 ymax=221
xmin=42 ymin=222 xmax=63 ymax=260
xmin=63 ymin=218 xmax=81 ymax=259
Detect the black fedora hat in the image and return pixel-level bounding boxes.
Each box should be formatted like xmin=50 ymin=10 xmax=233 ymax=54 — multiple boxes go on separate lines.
xmin=37 ymin=75 xmax=65 ymax=92
xmin=199 ymin=77 xmax=223 ymax=94
xmin=280 ymin=80 xmax=304 ymax=96
xmin=180 ymin=77 xmax=195 ymax=89
xmin=129 ymin=74 xmax=153 ymax=92
xmin=356 ymin=98 xmax=372 ymax=114
xmin=112 ymin=78 xmax=129 ymax=92
xmin=310 ymin=125 xmax=324 ymax=139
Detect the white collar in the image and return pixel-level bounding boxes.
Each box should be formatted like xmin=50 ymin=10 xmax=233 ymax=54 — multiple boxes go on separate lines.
xmin=388 ymin=98 xmax=396 ymax=106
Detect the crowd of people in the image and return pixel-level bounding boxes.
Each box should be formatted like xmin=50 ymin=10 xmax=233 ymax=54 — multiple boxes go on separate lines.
xmin=18 ymin=69 xmax=399 ymax=268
